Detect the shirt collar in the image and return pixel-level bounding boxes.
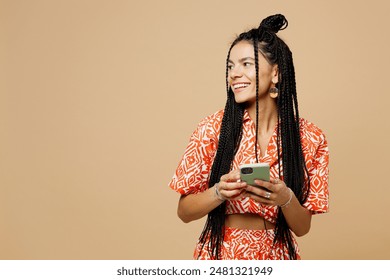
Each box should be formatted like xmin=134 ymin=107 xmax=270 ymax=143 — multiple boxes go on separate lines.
xmin=243 ymin=109 xmax=252 ymax=123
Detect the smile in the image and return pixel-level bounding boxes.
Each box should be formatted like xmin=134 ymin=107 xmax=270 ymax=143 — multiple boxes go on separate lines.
xmin=232 ymin=83 xmax=250 ymax=90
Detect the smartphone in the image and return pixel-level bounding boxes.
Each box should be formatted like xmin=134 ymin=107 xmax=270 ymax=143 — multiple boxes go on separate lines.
xmin=240 ymin=163 xmax=270 ymax=186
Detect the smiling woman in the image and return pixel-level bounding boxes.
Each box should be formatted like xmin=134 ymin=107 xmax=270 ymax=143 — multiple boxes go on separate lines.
xmin=168 ymin=14 xmax=329 ymax=260
xmin=228 ymin=43 xmax=278 ymax=107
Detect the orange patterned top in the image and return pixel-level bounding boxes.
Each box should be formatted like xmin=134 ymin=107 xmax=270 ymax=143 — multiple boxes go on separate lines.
xmin=169 ymin=109 xmax=329 ymax=224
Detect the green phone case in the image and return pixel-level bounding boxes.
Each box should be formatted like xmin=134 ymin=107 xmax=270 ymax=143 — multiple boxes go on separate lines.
xmin=240 ymin=163 xmax=270 ymax=186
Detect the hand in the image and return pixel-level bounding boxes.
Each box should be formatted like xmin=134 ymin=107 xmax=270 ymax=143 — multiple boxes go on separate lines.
xmin=216 ymin=170 xmax=247 ymax=201
xmin=244 ymin=178 xmax=292 ymax=206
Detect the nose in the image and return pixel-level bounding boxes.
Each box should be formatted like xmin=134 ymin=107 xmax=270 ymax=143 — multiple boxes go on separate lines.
xmin=229 ymin=65 xmax=243 ymax=80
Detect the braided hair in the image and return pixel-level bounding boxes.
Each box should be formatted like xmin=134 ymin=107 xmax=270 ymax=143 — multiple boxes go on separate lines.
xmin=198 ymin=14 xmax=310 ymax=260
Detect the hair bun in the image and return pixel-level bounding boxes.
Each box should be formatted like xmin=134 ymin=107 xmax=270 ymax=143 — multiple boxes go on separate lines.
xmin=259 ymin=14 xmax=288 ymax=33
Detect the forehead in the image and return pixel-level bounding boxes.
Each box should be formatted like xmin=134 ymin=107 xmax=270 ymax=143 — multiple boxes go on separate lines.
xmin=229 ymin=40 xmax=271 ymax=67
xmin=229 ymin=41 xmax=255 ymax=61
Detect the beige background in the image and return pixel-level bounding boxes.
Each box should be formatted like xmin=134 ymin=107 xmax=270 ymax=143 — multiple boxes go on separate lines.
xmin=1 ymin=0 xmax=389 ymax=259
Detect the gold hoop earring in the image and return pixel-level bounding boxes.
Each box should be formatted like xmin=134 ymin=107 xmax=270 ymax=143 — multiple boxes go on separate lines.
xmin=269 ymin=87 xmax=279 ymax=98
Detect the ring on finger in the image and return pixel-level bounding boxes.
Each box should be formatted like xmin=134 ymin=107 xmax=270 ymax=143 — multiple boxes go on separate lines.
xmin=265 ymin=192 xmax=271 ymax=199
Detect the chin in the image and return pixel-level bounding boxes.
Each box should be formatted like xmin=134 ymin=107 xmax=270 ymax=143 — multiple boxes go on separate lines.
xmin=234 ymin=95 xmax=254 ymax=105
xmin=233 ymin=94 xmax=247 ymax=104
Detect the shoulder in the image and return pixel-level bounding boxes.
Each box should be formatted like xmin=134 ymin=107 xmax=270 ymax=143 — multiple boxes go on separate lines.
xmin=299 ymin=118 xmax=327 ymax=143
xmin=299 ymin=118 xmax=328 ymax=157
xmin=198 ymin=109 xmax=224 ymax=126
xmin=194 ymin=109 xmax=224 ymax=135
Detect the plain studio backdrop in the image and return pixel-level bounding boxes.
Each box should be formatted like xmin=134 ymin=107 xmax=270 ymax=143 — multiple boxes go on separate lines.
xmin=1 ymin=0 xmax=389 ymax=259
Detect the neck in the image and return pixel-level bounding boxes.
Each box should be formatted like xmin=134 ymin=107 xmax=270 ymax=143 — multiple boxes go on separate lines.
xmin=246 ymin=98 xmax=278 ymax=134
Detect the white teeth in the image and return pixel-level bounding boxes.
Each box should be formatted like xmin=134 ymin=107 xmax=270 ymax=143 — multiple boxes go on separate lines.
xmin=233 ymin=83 xmax=250 ymax=89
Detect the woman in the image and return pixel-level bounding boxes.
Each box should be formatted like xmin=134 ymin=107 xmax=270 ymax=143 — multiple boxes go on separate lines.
xmin=169 ymin=14 xmax=329 ymax=260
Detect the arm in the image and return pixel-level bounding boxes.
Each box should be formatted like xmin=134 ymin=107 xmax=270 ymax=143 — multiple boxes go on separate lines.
xmin=177 ymin=186 xmax=223 ymax=223
xmin=178 ymin=170 xmax=247 ymax=223
xmin=245 ymin=179 xmax=311 ymax=236
xmin=288 ymin=129 xmax=329 ymax=234
xmin=279 ymin=188 xmax=312 ymax=236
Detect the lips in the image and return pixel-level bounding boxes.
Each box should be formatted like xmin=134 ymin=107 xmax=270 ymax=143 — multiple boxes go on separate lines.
xmin=232 ymin=82 xmax=250 ymax=90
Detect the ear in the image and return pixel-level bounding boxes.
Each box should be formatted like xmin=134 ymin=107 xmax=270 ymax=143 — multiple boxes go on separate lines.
xmin=271 ymin=64 xmax=279 ymax=84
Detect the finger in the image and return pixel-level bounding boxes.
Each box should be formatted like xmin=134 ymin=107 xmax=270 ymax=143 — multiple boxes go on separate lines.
xmin=230 ymin=190 xmax=247 ymax=200
xmin=220 ymin=180 xmax=247 ymax=191
xmin=245 ymin=185 xmax=271 ymax=198
xmin=245 ymin=184 xmax=260 ymax=195
xmin=270 ymin=178 xmax=287 ymax=194
xmin=229 ymin=169 xmax=241 ymax=177
xmin=221 ymin=170 xmax=243 ymax=183
xmin=220 ymin=171 xmax=241 ymax=183
xmin=270 ymin=178 xmax=281 ymax=185
xmin=244 ymin=191 xmax=273 ymax=205
xmin=220 ymin=187 xmax=246 ymax=200
xmin=220 ymin=174 xmax=228 ymax=182
xmin=253 ymin=179 xmax=274 ymax=191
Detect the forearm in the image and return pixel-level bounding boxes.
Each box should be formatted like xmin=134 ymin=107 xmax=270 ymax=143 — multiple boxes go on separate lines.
xmin=281 ymin=194 xmax=312 ymax=236
xmin=245 ymin=179 xmax=312 ymax=237
xmin=177 ymin=185 xmax=224 ymax=223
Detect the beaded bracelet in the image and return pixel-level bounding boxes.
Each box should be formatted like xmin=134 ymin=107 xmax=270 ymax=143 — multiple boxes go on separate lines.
xmin=280 ymin=188 xmax=293 ymax=208
xmin=215 ymin=183 xmax=226 ymax=201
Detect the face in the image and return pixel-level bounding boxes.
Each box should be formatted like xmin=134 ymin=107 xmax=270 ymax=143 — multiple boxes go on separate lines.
xmin=227 ymin=40 xmax=278 ymax=105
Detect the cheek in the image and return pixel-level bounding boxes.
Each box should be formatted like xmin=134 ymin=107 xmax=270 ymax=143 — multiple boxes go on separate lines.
xmin=247 ymin=69 xmax=257 ymax=80
xmin=227 ymin=75 xmax=233 ymax=85
xmin=257 ymin=70 xmax=273 ymax=85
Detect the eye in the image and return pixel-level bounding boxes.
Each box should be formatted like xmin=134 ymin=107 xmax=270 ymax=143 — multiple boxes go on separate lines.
xmin=227 ymin=64 xmax=234 ymax=71
xmin=243 ymin=62 xmax=253 ymax=67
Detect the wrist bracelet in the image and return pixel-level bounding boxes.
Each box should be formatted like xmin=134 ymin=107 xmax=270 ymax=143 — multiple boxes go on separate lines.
xmin=215 ymin=183 xmax=226 ymax=201
xmin=280 ymin=188 xmax=293 ymax=208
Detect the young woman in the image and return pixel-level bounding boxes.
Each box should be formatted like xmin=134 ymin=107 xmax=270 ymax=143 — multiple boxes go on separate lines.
xmin=169 ymin=14 xmax=329 ymax=260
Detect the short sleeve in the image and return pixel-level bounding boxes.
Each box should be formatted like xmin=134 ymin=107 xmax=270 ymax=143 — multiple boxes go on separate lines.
xmin=302 ymin=131 xmax=329 ymax=214
xmin=168 ymin=112 xmax=220 ymax=195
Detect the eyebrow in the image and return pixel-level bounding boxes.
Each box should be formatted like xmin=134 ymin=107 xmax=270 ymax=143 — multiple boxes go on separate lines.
xmin=228 ymin=57 xmax=255 ymax=64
